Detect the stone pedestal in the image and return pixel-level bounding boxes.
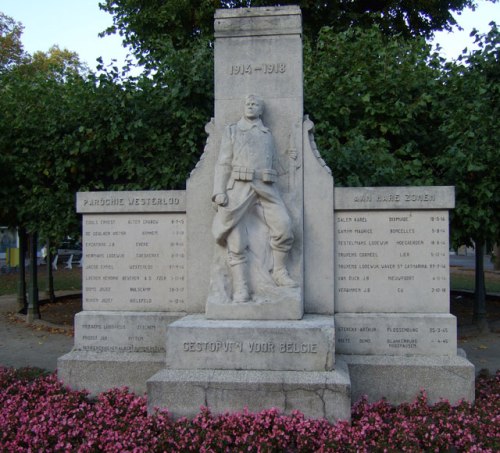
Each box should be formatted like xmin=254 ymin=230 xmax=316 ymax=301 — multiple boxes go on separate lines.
xmin=148 ymin=314 xmax=351 ymax=421
xmin=57 ymin=311 xmax=182 ymax=396
xmin=147 ymin=362 xmax=351 ymax=423
xmin=206 ymin=290 xmax=303 ymax=320
xmin=59 ymin=351 xmax=165 ymax=396
xmin=341 ymin=352 xmax=475 ymax=405
xmin=166 ymin=314 xmax=335 ymax=371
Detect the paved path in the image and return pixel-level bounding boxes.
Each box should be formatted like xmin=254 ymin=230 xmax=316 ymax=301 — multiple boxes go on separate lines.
xmin=0 ymin=293 xmax=499 ymax=376
xmin=0 ymin=294 xmax=74 ymax=371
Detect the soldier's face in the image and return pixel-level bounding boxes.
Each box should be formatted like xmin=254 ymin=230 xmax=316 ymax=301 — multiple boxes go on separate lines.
xmin=244 ymin=98 xmax=263 ymax=120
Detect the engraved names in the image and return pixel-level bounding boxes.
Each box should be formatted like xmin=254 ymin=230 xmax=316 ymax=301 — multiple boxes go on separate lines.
xmin=83 ymin=213 xmax=186 ymax=311
xmin=74 ymin=312 xmax=175 ymax=353
xmin=335 ymin=314 xmax=457 ymax=356
xmin=335 ymin=210 xmax=449 ymax=313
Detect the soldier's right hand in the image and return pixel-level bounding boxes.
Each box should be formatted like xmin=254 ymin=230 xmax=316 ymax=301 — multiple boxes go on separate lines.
xmin=214 ymin=193 xmax=228 ymax=207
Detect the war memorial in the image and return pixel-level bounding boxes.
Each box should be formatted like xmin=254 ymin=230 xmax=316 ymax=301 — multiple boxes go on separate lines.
xmin=58 ymin=6 xmax=475 ymax=422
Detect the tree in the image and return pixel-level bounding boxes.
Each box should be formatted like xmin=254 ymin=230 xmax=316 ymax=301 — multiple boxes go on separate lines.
xmin=99 ymin=0 xmax=480 ymax=61
xmin=0 ymin=43 xmax=92 ymax=313
xmin=0 ymin=12 xmax=26 ymax=72
xmin=304 ymin=25 xmax=445 ymax=187
xmin=96 ymin=0 xmax=473 ymax=192
xmin=436 ymin=23 xmax=500 ymax=329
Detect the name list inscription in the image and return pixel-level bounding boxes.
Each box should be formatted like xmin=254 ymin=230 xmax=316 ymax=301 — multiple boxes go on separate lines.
xmin=74 ymin=313 xmax=173 ymax=354
xmin=83 ymin=213 xmax=186 ymax=311
xmin=335 ymin=314 xmax=456 ymax=356
xmin=335 ymin=210 xmax=449 ymax=313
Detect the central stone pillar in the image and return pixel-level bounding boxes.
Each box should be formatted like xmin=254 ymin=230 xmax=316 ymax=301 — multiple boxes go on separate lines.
xmin=147 ymin=6 xmax=350 ymax=422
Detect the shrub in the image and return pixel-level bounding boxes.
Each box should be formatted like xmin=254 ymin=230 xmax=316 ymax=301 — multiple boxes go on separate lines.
xmin=0 ymin=367 xmax=498 ymax=452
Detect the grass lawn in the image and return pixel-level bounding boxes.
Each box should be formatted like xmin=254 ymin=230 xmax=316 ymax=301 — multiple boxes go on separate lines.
xmin=0 ymin=265 xmax=81 ymax=296
xmin=1 ymin=264 xmax=499 ymax=296
xmin=450 ymin=267 xmax=500 ymax=293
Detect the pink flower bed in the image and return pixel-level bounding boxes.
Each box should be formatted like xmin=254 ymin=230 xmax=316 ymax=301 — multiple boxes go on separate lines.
xmin=0 ymin=367 xmax=498 ymax=452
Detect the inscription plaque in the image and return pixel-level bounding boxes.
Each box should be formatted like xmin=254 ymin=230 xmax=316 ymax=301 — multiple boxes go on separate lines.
xmin=82 ymin=213 xmax=186 ymax=312
xmin=335 ymin=313 xmax=457 ymax=356
xmin=74 ymin=311 xmax=177 ymax=353
xmin=166 ymin=314 xmax=334 ymax=371
xmin=335 ymin=210 xmax=449 ymax=313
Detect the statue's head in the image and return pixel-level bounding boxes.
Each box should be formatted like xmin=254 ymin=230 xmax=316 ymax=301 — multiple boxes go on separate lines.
xmin=244 ymin=94 xmax=264 ymax=120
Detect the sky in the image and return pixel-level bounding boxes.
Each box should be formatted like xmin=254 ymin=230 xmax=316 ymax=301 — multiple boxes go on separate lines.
xmin=1 ymin=0 xmax=500 ymax=71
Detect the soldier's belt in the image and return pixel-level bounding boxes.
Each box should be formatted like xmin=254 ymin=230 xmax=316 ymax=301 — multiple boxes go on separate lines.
xmin=232 ymin=167 xmax=277 ymax=183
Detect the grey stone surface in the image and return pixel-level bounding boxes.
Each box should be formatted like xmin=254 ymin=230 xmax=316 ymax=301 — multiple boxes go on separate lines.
xmin=335 ymin=313 xmax=457 ymax=356
xmin=335 ymin=209 xmax=450 ymax=313
xmin=77 ymin=191 xmax=186 ymax=213
xmin=188 ymin=6 xmax=304 ymax=314
xmin=82 ymin=210 xmax=186 ymax=312
xmin=335 ymin=186 xmax=455 ymax=210
xmin=303 ymin=117 xmax=334 ymax=314
xmin=166 ymin=314 xmax=334 ymax=371
xmin=207 ymin=95 xmax=302 ymax=317
xmin=206 ymin=292 xmax=303 ymax=320
xmin=214 ymin=6 xmax=301 ymax=38
xmin=147 ymin=359 xmax=351 ymax=423
xmin=341 ymin=353 xmax=475 ymax=405
xmin=74 ymin=311 xmax=181 ymax=353
xmin=59 ymin=191 xmax=189 ymax=396
xmin=58 ymin=351 xmax=164 ymax=396
xmin=186 ymin=120 xmax=217 ymax=313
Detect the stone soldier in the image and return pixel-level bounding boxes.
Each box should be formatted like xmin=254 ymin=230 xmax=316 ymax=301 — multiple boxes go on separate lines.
xmin=212 ymin=94 xmax=298 ymax=303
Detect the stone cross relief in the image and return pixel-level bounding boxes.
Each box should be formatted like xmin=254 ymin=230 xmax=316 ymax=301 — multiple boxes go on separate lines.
xmin=210 ymin=95 xmax=299 ymax=304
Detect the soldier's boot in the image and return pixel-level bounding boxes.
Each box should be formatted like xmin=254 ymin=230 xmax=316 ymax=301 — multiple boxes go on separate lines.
xmin=231 ymin=262 xmax=250 ymax=303
xmin=271 ymin=250 xmax=298 ymax=288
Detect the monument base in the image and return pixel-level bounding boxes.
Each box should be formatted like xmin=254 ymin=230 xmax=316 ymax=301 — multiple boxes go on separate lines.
xmin=340 ymin=350 xmax=475 ymax=405
xmin=58 ymin=351 xmax=164 ymax=396
xmin=147 ymin=359 xmax=352 ymax=423
xmin=166 ymin=314 xmax=334 ymax=371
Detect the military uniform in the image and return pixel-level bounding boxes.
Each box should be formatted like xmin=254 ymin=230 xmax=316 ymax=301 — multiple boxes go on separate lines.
xmin=212 ymin=117 xmax=294 ymax=266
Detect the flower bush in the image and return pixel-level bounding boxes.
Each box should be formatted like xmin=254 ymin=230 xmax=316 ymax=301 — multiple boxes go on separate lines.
xmin=0 ymin=367 xmax=498 ymax=452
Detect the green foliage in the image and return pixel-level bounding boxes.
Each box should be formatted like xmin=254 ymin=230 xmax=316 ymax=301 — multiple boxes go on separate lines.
xmin=0 ymin=68 xmax=82 ymax=239
xmin=99 ymin=0 xmax=477 ymax=63
xmin=0 ymin=33 xmax=213 ymax=241
xmin=0 ymin=12 xmax=26 ymax=72
xmin=436 ymin=23 xmax=500 ymax=248
xmin=1 ymin=3 xmax=498 ymax=266
xmin=304 ymin=26 xmax=444 ymax=187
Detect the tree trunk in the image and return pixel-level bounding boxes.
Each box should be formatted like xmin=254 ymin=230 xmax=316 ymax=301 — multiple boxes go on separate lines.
xmin=45 ymin=240 xmax=56 ymax=303
xmin=17 ymin=227 xmax=27 ymax=312
xmin=494 ymin=244 xmax=500 ymax=271
xmin=26 ymin=232 xmax=40 ymax=323
xmin=473 ymin=241 xmax=488 ymax=332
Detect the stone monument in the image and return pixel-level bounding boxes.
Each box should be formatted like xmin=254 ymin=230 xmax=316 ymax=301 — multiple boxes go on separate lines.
xmin=58 ymin=5 xmax=475 ymax=422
